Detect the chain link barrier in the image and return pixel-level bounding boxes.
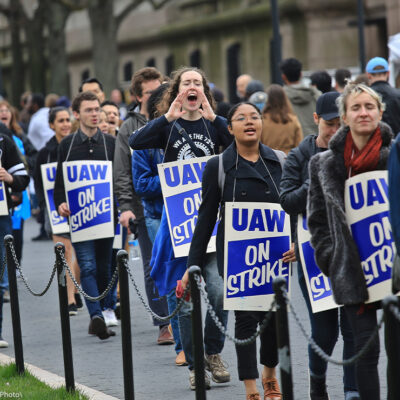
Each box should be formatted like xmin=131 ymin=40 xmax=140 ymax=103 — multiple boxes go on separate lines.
xmin=193 ymin=274 xmax=275 ymax=346
xmin=58 ymin=247 xmax=119 ymax=302
xmin=0 ymin=255 xmax=6 ymax=282
xmin=283 ymin=290 xmax=384 ymax=366
xmin=8 ymin=242 xmax=57 ymax=297
xmin=388 ymin=302 xmax=400 ymax=323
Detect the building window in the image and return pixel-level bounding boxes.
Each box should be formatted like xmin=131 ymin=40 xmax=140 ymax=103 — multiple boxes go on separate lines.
xmin=190 ymin=49 xmax=201 ymax=68
xmin=123 ymin=62 xmax=133 ymax=82
xmin=81 ymin=69 xmax=90 ymax=82
xmin=146 ymin=58 xmax=156 ymax=67
xmin=227 ymin=43 xmax=241 ymax=104
xmin=165 ymin=55 xmax=174 ymax=77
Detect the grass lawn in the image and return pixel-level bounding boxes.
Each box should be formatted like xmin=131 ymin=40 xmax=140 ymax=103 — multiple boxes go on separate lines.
xmin=0 ymin=363 xmax=89 ymax=399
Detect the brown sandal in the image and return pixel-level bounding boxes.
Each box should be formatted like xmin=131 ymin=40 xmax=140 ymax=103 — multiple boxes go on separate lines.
xmin=262 ymin=377 xmax=282 ymax=400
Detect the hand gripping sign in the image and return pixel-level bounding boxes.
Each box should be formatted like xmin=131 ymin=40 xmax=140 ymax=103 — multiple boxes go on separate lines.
xmin=224 ymin=202 xmax=291 ymax=311
xmin=345 ymin=170 xmax=395 ymax=303
xmin=297 ymin=214 xmax=337 ymax=313
xmin=158 ymin=156 xmax=217 ymax=257
xmin=41 ymin=163 xmax=69 ymax=235
xmin=63 ymin=160 xmax=114 ymax=243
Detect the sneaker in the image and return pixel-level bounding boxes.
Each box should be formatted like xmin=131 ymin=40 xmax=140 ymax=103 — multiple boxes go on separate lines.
xmin=262 ymin=377 xmax=282 ymax=400
xmin=74 ymin=293 xmax=83 ymax=310
xmin=309 ymin=373 xmax=329 ymax=400
xmin=175 ymin=350 xmax=188 ymax=366
xmin=205 ymin=353 xmax=230 ymax=383
xmin=345 ymin=391 xmax=360 ymax=400
xmin=157 ymin=325 xmax=174 ymax=345
xmin=0 ymin=337 xmax=8 ymax=348
xmin=102 ymin=309 xmax=118 ymax=327
xmin=68 ymin=303 xmax=78 ymax=316
xmin=3 ymin=290 xmax=10 ymax=303
xmin=88 ymin=316 xmax=116 ymax=340
xmin=189 ymin=369 xmax=211 ymax=391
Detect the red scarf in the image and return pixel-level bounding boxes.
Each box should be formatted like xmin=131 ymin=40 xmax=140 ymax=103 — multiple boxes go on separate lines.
xmin=343 ymin=126 xmax=382 ymax=177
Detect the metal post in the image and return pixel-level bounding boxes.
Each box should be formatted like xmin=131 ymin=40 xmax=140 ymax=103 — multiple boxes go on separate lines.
xmin=382 ymin=295 xmax=400 ymax=400
xmin=189 ymin=265 xmax=206 ymax=400
xmin=117 ymin=250 xmax=134 ymax=400
xmin=273 ymin=277 xmax=293 ymax=400
xmin=270 ymin=0 xmax=283 ymax=84
xmin=55 ymin=243 xmax=75 ymax=392
xmin=357 ymin=0 xmax=366 ymax=72
xmin=4 ymin=235 xmax=24 ymax=374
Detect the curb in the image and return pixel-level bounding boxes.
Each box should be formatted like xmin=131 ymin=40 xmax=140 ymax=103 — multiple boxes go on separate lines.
xmin=0 ymin=352 xmax=119 ymax=400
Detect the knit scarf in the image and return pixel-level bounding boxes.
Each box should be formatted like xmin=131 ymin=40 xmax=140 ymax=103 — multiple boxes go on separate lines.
xmin=344 ymin=126 xmax=382 ymax=177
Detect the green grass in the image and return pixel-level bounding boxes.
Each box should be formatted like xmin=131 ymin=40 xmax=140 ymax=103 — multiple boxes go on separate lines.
xmin=0 ymin=363 xmax=89 ymax=399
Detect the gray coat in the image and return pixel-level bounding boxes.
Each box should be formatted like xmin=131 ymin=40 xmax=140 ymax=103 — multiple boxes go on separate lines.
xmin=307 ymin=122 xmax=393 ymax=305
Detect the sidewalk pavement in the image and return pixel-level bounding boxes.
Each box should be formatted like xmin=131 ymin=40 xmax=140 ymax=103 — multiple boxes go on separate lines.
xmin=0 ymin=218 xmax=388 ymax=399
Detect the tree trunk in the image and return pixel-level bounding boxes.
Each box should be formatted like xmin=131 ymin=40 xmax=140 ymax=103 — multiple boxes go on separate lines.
xmin=88 ymin=0 xmax=119 ymax=97
xmin=47 ymin=2 xmax=71 ymax=96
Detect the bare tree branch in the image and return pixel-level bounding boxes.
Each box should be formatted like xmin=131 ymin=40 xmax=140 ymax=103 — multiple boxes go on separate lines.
xmin=149 ymin=0 xmax=171 ymax=10
xmin=57 ymin=0 xmax=89 ymax=11
xmin=115 ymin=0 xmax=144 ymax=27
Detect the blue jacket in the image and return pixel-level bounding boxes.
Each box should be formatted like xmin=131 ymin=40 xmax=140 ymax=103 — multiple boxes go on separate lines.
xmin=132 ymin=149 xmax=164 ymax=219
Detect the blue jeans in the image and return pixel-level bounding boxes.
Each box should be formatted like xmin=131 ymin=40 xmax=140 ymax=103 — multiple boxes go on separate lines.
xmin=73 ymin=237 xmax=115 ymax=319
xmin=167 ymin=289 xmax=182 ymax=354
xmin=178 ymin=252 xmax=228 ymax=369
xmin=145 ymin=217 xmax=161 ymax=243
xmin=298 ymin=261 xmax=357 ymax=393
xmin=0 ymin=215 xmax=12 ymax=337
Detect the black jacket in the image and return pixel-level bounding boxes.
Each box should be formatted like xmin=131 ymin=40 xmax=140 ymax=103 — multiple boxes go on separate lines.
xmin=371 ymin=80 xmax=400 ymax=136
xmin=187 ymin=142 xmax=283 ymax=276
xmin=307 ymin=122 xmax=393 ymax=305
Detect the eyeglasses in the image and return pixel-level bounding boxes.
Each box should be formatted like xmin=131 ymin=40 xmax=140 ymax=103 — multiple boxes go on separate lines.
xmin=0 ymin=108 xmax=11 ymax=114
xmin=232 ymin=115 xmax=261 ymax=122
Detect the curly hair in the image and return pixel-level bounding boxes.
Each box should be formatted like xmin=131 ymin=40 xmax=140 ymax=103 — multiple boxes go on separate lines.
xmin=156 ymin=67 xmax=216 ymax=115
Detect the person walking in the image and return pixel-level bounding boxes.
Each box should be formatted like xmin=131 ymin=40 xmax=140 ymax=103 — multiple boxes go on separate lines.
xmin=307 ymin=83 xmax=392 ymax=400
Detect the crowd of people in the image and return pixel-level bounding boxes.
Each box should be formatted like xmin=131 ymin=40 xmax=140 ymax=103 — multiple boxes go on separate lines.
xmin=0 ymin=55 xmax=399 ymax=400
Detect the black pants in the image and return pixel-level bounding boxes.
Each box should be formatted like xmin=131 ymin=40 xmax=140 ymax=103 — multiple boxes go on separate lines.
xmin=344 ymin=304 xmax=380 ymax=400
xmin=234 ymin=310 xmax=277 ymax=381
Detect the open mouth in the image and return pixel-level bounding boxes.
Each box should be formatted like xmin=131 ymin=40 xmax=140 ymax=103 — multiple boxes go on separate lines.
xmin=187 ymin=93 xmax=198 ymax=103
xmin=244 ymin=128 xmax=256 ymax=134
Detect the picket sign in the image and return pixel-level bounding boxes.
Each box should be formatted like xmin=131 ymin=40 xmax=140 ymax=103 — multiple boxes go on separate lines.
xmin=223 ymin=202 xmax=291 ymax=311
xmin=41 ymin=162 xmax=69 ymax=235
xmin=158 ymin=156 xmax=216 ymax=258
xmin=113 ymin=222 xmax=123 ymax=249
xmin=297 ymin=214 xmax=337 ymax=313
xmin=345 ymin=170 xmax=394 ymax=303
xmin=62 ymin=160 xmax=114 ymax=243
xmin=0 ymin=160 xmax=8 ymax=216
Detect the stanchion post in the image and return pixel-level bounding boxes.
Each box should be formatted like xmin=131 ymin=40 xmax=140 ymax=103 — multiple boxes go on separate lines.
xmin=117 ymin=250 xmax=134 ymax=400
xmin=273 ymin=277 xmax=293 ymax=400
xmin=55 ymin=243 xmax=75 ymax=392
xmin=382 ymin=295 xmax=400 ymax=400
xmin=189 ymin=265 xmax=206 ymax=400
xmin=4 ymin=235 xmax=24 ymax=374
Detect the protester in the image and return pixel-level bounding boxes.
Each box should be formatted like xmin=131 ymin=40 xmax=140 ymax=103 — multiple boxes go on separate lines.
xmin=366 ymin=56 xmax=400 ymax=136
xmin=280 ymin=92 xmax=359 ymax=400
xmin=98 ymin=109 xmax=110 ymax=134
xmin=0 ymin=133 xmax=30 ymax=347
xmin=54 ymin=91 xmax=117 ymax=339
xmin=307 ymin=83 xmax=392 ymax=400
xmin=280 ymin=58 xmax=320 ymax=135
xmin=310 ymin=70 xmax=333 ymax=93
xmin=101 ymin=100 xmax=120 ymax=136
xmin=34 ymin=106 xmax=82 ymax=315
xmin=130 ymin=66 xmax=232 ymax=389
xmin=182 ymin=102 xmax=295 ymax=400
xmin=260 ymin=84 xmax=303 ymax=154
xmin=236 ymin=74 xmax=253 ymax=100
xmin=79 ymin=78 xmax=106 ymax=103
xmin=335 ymin=68 xmax=352 ymax=93
xmin=113 ymin=66 xmax=173 ymax=345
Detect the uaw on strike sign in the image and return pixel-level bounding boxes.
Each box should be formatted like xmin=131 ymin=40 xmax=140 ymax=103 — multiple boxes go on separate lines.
xmin=63 ymin=160 xmax=114 ymax=243
xmin=224 ymin=202 xmax=291 ymax=311
xmin=345 ymin=170 xmax=395 ymax=302
xmin=158 ymin=156 xmax=217 ymax=258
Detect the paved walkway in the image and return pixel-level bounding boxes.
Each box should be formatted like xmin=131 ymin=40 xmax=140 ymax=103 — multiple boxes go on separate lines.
xmin=0 ymin=218 xmax=388 ymax=399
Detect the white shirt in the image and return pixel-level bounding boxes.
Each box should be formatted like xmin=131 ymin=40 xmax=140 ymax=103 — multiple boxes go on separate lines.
xmin=27 ymin=107 xmax=54 ymax=150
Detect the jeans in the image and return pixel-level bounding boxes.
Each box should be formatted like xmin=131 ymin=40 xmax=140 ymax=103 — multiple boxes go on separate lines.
xmin=167 ymin=289 xmax=182 ymax=354
xmin=178 ymin=252 xmax=228 ymax=369
xmin=298 ymin=262 xmax=357 ymax=393
xmin=0 ymin=215 xmax=12 ymax=338
xmin=72 ymin=237 xmax=115 ymax=319
xmin=137 ymin=218 xmax=169 ymax=327
xmin=344 ymin=304 xmax=380 ymax=400
xmin=145 ymin=217 xmax=161 ymax=243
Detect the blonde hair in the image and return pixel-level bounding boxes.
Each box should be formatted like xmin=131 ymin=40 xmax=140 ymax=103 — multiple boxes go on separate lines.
xmin=337 ymin=82 xmax=385 ymax=120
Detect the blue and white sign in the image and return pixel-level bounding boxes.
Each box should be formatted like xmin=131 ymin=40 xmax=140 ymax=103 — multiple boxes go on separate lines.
xmin=0 ymin=180 xmax=8 ymax=216
xmin=345 ymin=171 xmax=394 ymax=303
xmin=113 ymin=221 xmax=123 ymax=249
xmin=63 ymin=160 xmax=114 ymax=243
xmin=297 ymin=214 xmax=337 ymax=313
xmin=41 ymin=162 xmax=69 ymax=235
xmin=158 ymin=156 xmax=216 ymax=257
xmin=224 ymin=202 xmax=291 ymax=311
